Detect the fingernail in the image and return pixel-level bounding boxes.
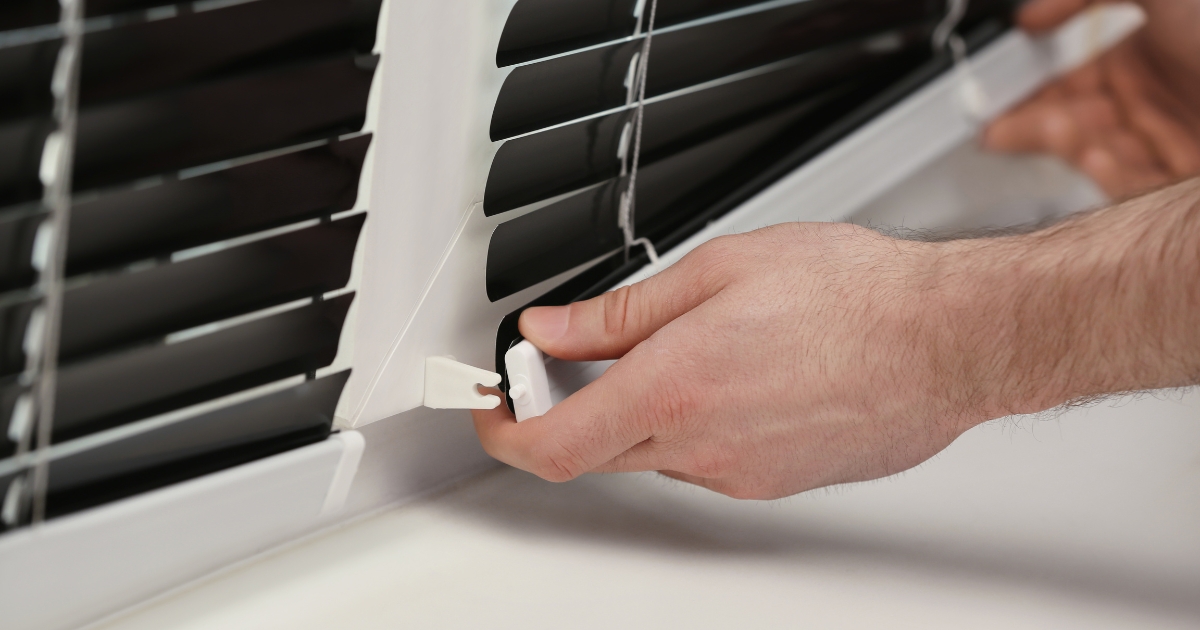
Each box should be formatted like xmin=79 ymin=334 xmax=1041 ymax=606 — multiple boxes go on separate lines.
xmin=521 ymin=306 xmax=570 ymax=342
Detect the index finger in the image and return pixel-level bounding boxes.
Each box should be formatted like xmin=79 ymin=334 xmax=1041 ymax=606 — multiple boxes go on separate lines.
xmin=472 ymin=344 xmax=673 ymax=482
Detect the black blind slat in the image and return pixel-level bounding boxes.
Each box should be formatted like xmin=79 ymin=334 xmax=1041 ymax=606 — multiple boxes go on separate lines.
xmin=47 ymin=427 xmax=330 ymax=518
xmin=497 ymin=0 xmax=769 ymax=67
xmin=68 ymin=135 xmax=371 ymax=275
xmin=0 ymin=298 xmax=37 ymax=378
xmin=0 ymin=2 xmax=59 ymax=32
xmin=52 ymin=294 xmax=354 ymax=442
xmin=487 ymin=93 xmax=834 ymax=300
xmin=0 ymin=38 xmax=60 ymax=123
xmin=0 ymin=116 xmax=52 ymax=208
xmin=84 ymin=0 xmax=187 ymax=16
xmin=491 ymin=0 xmax=934 ymax=140
xmin=41 ymin=371 xmax=349 ymax=517
xmin=0 ymin=205 xmax=45 ymax=292
xmin=61 ymin=214 xmax=365 ymax=361
xmin=73 ymin=53 xmax=377 ymax=191
xmin=81 ymin=0 xmax=382 ymax=106
xmin=485 ymin=29 xmax=924 ymax=215
xmin=0 ymin=382 xmax=25 ymax=460
xmin=653 ymin=0 xmax=778 ymax=27
xmin=497 ymin=0 xmax=638 ymax=67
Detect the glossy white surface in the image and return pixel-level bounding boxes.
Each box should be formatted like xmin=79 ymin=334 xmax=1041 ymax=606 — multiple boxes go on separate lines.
xmin=97 ymin=391 xmax=1200 ymax=630
xmin=1 ymin=433 xmax=365 ymax=630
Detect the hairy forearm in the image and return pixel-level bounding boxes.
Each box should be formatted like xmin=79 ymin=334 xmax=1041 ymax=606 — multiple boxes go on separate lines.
xmin=937 ymin=178 xmax=1200 ymax=420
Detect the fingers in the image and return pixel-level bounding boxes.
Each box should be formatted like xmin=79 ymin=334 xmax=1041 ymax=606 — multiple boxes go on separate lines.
xmin=984 ymin=101 xmax=1083 ymax=157
xmin=984 ymin=93 xmax=1123 ymax=157
xmin=478 ymin=239 xmax=749 ymax=483
xmin=1077 ymin=143 xmax=1169 ymax=197
xmin=472 ymin=351 xmax=669 ymax=481
xmin=518 ymin=239 xmax=736 ymax=361
xmin=477 ymin=283 xmax=737 ymax=482
xmin=1017 ymin=0 xmax=1101 ymax=33
xmin=982 ymin=54 xmax=1181 ymax=198
xmin=1106 ymin=60 xmax=1200 ymax=177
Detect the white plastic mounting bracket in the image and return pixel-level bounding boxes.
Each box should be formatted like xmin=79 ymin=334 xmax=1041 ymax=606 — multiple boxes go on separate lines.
xmin=504 ymin=340 xmax=554 ymax=422
xmin=423 ymin=356 xmax=501 ymax=410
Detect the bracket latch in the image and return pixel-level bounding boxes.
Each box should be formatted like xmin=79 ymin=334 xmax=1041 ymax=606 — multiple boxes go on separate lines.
xmin=504 ymin=340 xmax=553 ymax=422
xmin=423 ymin=357 xmax=501 ymax=410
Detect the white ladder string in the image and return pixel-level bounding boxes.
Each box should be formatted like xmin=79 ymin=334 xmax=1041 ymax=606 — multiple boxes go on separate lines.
xmin=619 ymin=0 xmax=660 ymax=265
xmin=933 ymin=0 xmax=989 ymax=121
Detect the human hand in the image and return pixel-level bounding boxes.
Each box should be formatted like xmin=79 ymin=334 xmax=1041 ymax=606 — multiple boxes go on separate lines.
xmin=472 ymin=224 xmax=1009 ymax=499
xmin=984 ymin=0 xmax=1200 ymax=198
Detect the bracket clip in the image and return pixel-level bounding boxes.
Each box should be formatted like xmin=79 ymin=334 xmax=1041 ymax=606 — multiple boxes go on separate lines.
xmin=505 ymin=340 xmax=554 ymax=422
xmin=423 ymin=357 xmax=501 ymax=410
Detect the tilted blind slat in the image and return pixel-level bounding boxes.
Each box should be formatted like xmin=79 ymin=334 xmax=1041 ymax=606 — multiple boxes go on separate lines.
xmin=68 ymin=135 xmax=371 ymax=275
xmin=81 ymin=0 xmax=382 ymax=106
xmin=73 ymin=53 xmax=377 ymax=191
xmin=60 ymin=214 xmax=365 ymax=361
xmin=50 ymin=294 xmax=353 ymax=442
xmin=0 ymin=383 xmax=25 ymax=459
xmin=35 ymin=371 xmax=349 ymax=519
xmin=0 ymin=297 xmax=37 ymax=378
xmin=491 ymin=0 xmax=934 ymax=140
xmin=487 ymin=90 xmax=844 ymax=300
xmin=0 ymin=37 xmax=61 ymax=123
xmin=0 ymin=116 xmax=52 ymax=208
xmin=498 ymin=0 xmax=638 ymax=67
xmin=485 ymin=29 xmax=925 ymax=215
xmin=0 ymin=2 xmax=59 ymax=32
xmin=83 ymin=0 xmax=195 ymax=16
xmin=497 ymin=0 xmax=775 ymax=67
xmin=0 ymin=204 xmax=46 ymax=292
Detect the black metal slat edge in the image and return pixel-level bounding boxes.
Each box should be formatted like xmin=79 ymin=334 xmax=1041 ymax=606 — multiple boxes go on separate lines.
xmin=497 ymin=0 xmax=828 ymax=67
xmin=60 ymin=213 xmax=366 ymax=361
xmin=43 ymin=370 xmax=350 ymax=518
xmin=490 ymin=0 xmax=938 ymax=140
xmin=73 ymin=52 xmax=378 ymax=191
xmin=0 ymin=1 xmax=59 ymax=33
xmin=484 ymin=25 xmax=932 ymax=216
xmin=67 ymin=134 xmax=372 ymax=275
xmin=51 ymin=293 xmax=355 ymax=442
xmin=81 ymin=0 xmax=383 ymax=106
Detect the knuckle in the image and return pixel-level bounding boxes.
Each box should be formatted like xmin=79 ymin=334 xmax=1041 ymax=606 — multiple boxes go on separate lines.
xmin=693 ymin=234 xmax=745 ymax=270
xmin=531 ymin=438 xmax=588 ymax=483
xmin=601 ymin=285 xmax=635 ymax=339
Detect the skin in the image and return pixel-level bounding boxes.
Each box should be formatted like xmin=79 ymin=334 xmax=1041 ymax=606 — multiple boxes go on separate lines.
xmin=984 ymin=0 xmax=1200 ymax=198
xmin=471 ymin=2 xmax=1200 ymax=499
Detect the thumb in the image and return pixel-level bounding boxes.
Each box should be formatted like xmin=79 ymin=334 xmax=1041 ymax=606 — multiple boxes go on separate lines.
xmin=519 ymin=241 xmax=735 ymax=361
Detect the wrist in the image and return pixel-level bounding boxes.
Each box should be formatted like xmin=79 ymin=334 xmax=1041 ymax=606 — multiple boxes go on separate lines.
xmin=923 ymin=229 xmax=1092 ymax=425
xmin=930 ymin=179 xmax=1200 ymax=424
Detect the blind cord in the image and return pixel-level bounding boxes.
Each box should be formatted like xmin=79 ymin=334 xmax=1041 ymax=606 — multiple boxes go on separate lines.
xmin=932 ymin=0 xmax=989 ymax=121
xmin=619 ymin=0 xmax=660 ymax=266
xmin=28 ymin=0 xmax=84 ymax=526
